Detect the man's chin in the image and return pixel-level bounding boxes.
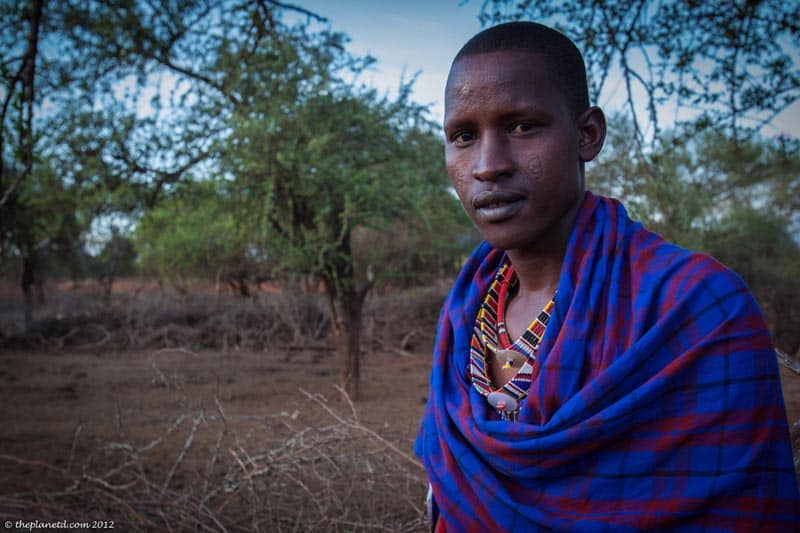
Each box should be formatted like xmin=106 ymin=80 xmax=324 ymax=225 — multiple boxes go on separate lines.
xmin=481 ymin=233 xmax=531 ymax=253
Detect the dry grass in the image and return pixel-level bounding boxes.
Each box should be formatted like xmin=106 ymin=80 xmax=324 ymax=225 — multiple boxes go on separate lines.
xmin=0 ymin=281 xmax=444 ymax=531
xmin=0 ymin=280 xmax=448 ymax=357
xmin=0 ymin=377 xmax=427 ymax=532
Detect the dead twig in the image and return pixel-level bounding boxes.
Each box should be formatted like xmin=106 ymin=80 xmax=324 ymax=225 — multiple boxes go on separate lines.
xmin=78 ymin=323 xmax=112 ymax=350
xmin=777 ymin=349 xmax=800 ymax=375
xmin=66 ymin=423 xmax=82 ymax=474
xmin=160 ymin=410 xmax=204 ymax=500
xmin=4 ymin=388 xmax=426 ymax=531
xmin=0 ymin=454 xmax=70 ymax=478
xmin=302 ymin=387 xmax=423 ymax=472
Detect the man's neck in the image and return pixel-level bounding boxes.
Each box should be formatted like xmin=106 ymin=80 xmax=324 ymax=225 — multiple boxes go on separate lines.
xmin=502 ymin=248 xmax=564 ymax=342
xmin=504 ymin=195 xmax=580 ymax=295
xmin=505 ymin=250 xmax=563 ymax=296
xmin=500 ymin=197 xmax=580 ymax=340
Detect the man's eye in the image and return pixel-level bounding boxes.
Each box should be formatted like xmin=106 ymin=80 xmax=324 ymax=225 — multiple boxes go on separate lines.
xmin=509 ymin=122 xmax=536 ymax=134
xmin=452 ymin=131 xmax=475 ymax=144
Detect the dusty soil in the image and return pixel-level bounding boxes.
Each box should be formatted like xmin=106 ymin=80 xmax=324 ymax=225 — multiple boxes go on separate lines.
xmin=0 ymin=279 xmax=448 ymax=530
xmin=2 ymin=346 xmax=798 ymax=487
xmin=0 ymin=345 xmax=432 ymax=483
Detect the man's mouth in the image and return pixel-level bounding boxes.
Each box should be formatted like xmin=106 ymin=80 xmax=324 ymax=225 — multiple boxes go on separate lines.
xmin=472 ymin=190 xmax=525 ymax=222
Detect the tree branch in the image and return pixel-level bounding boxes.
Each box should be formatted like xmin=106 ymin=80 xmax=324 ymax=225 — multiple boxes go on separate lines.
xmin=0 ymin=0 xmax=44 ymax=209
xmin=265 ymin=0 xmax=328 ymax=23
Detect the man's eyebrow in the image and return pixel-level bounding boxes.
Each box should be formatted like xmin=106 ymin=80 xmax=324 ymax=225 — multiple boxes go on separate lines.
xmin=444 ymin=106 xmax=552 ymax=130
xmin=498 ymin=105 xmax=552 ymax=119
xmin=443 ymin=117 xmax=474 ymax=132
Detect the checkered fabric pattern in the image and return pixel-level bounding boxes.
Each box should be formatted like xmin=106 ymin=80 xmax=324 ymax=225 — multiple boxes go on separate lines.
xmin=415 ymin=192 xmax=799 ymax=531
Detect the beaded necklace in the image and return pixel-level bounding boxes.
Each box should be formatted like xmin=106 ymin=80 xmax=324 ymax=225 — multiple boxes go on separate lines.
xmin=469 ymin=260 xmax=555 ymax=420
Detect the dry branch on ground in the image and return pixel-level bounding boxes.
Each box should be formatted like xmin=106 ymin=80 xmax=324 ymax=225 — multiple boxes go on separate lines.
xmin=0 ymin=385 xmax=427 ymax=532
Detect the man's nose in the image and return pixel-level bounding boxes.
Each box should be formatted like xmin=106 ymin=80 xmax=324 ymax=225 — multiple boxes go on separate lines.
xmin=473 ymin=132 xmax=514 ymax=181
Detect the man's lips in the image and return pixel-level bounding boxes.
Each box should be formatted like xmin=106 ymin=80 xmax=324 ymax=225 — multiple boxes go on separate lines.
xmin=472 ymin=190 xmax=525 ymax=209
xmin=471 ymin=190 xmax=525 ymax=222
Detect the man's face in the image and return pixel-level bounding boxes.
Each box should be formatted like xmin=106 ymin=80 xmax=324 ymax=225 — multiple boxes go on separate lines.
xmin=444 ymin=50 xmax=586 ymax=254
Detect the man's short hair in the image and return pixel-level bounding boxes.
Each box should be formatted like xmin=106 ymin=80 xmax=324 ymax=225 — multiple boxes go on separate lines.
xmin=453 ymin=22 xmax=590 ymax=117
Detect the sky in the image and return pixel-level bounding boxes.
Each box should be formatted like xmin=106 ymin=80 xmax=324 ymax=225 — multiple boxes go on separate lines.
xmin=293 ymin=0 xmax=800 ymax=138
xmin=296 ymin=0 xmax=483 ymax=124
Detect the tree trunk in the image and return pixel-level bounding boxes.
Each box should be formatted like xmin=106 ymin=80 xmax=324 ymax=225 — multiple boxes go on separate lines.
xmin=319 ymin=230 xmax=373 ymax=400
xmin=102 ymin=271 xmax=114 ymax=307
xmin=34 ymin=270 xmax=45 ymax=305
xmin=325 ymin=278 xmax=371 ymax=401
xmin=21 ymin=248 xmax=37 ymax=328
xmin=333 ymin=295 xmax=363 ymax=400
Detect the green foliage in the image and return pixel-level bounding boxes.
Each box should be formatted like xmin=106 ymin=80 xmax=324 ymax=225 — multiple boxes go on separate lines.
xmin=220 ymin=26 xmax=471 ymax=296
xmin=590 ymin=117 xmax=799 ymax=238
xmin=4 ymin=155 xmax=80 ymax=258
xmin=134 ymin=179 xmax=261 ymax=288
xmin=1 ymin=0 xmax=220 ymax=293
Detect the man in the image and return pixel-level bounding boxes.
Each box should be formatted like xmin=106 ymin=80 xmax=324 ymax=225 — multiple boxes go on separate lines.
xmin=415 ymin=22 xmax=799 ymax=531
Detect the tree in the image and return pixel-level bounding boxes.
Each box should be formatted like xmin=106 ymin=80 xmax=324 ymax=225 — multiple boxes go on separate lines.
xmin=225 ymin=75 xmax=460 ymax=398
xmin=134 ymin=179 xmax=266 ymax=296
xmin=1 ymin=0 xmax=471 ymax=396
xmin=589 ymin=117 xmax=799 ymax=238
xmin=40 ymin=0 xmax=468 ymax=398
xmin=4 ymin=156 xmax=75 ymax=324
xmin=702 ymin=208 xmax=800 ymax=355
xmin=0 ymin=0 xmax=43 ymax=210
xmin=478 ymin=0 xmax=799 ymax=145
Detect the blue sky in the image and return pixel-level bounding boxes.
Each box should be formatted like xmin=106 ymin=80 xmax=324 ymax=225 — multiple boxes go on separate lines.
xmin=297 ymin=0 xmax=483 ymax=124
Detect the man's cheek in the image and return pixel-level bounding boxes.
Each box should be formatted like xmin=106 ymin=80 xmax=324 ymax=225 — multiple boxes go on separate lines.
xmin=527 ymin=154 xmax=543 ymax=180
xmin=450 ymin=171 xmax=470 ymax=199
xmin=450 ymin=179 xmax=474 ymax=218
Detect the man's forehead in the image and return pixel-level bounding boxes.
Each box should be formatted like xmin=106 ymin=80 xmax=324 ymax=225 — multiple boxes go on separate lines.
xmin=445 ymin=50 xmax=550 ymax=105
xmin=447 ymin=50 xmax=548 ymax=86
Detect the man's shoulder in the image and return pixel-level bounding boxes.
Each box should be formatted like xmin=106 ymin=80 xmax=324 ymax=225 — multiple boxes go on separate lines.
xmin=582 ymin=193 xmax=748 ymax=294
xmin=624 ymin=220 xmax=759 ymax=321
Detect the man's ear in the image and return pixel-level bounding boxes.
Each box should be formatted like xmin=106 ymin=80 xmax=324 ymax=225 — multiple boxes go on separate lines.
xmin=577 ymin=106 xmax=606 ymax=163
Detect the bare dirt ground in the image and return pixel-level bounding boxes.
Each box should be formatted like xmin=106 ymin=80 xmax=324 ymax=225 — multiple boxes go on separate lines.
xmin=0 ymin=345 xmax=432 ymax=474
xmin=1 ymin=280 xmax=799 ymax=531
xmin=0 ymin=345 xmax=433 ymax=531
xmin=0 ymin=279 xmax=441 ymax=531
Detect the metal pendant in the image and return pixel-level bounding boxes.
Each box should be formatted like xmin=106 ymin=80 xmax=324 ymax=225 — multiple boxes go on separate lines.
xmin=497 ymin=348 xmax=527 ymax=369
xmin=487 ymin=391 xmax=519 ymax=421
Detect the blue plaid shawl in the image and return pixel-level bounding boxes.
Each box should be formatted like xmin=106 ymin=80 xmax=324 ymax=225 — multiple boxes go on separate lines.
xmin=415 ymin=192 xmax=799 ymax=531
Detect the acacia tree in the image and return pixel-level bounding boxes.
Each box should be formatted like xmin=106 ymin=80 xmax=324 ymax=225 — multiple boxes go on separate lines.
xmin=154 ymin=2 xmax=467 ymax=399
xmin=134 ymin=179 xmax=266 ymax=297
xmin=2 ymin=0 xmax=467 ymax=396
xmin=226 ymin=73 xmax=457 ymax=398
xmin=479 ymin=0 xmax=799 ymax=145
xmin=0 ymin=0 xmax=42 ymax=210
xmin=108 ymin=1 xmax=467 ymax=398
